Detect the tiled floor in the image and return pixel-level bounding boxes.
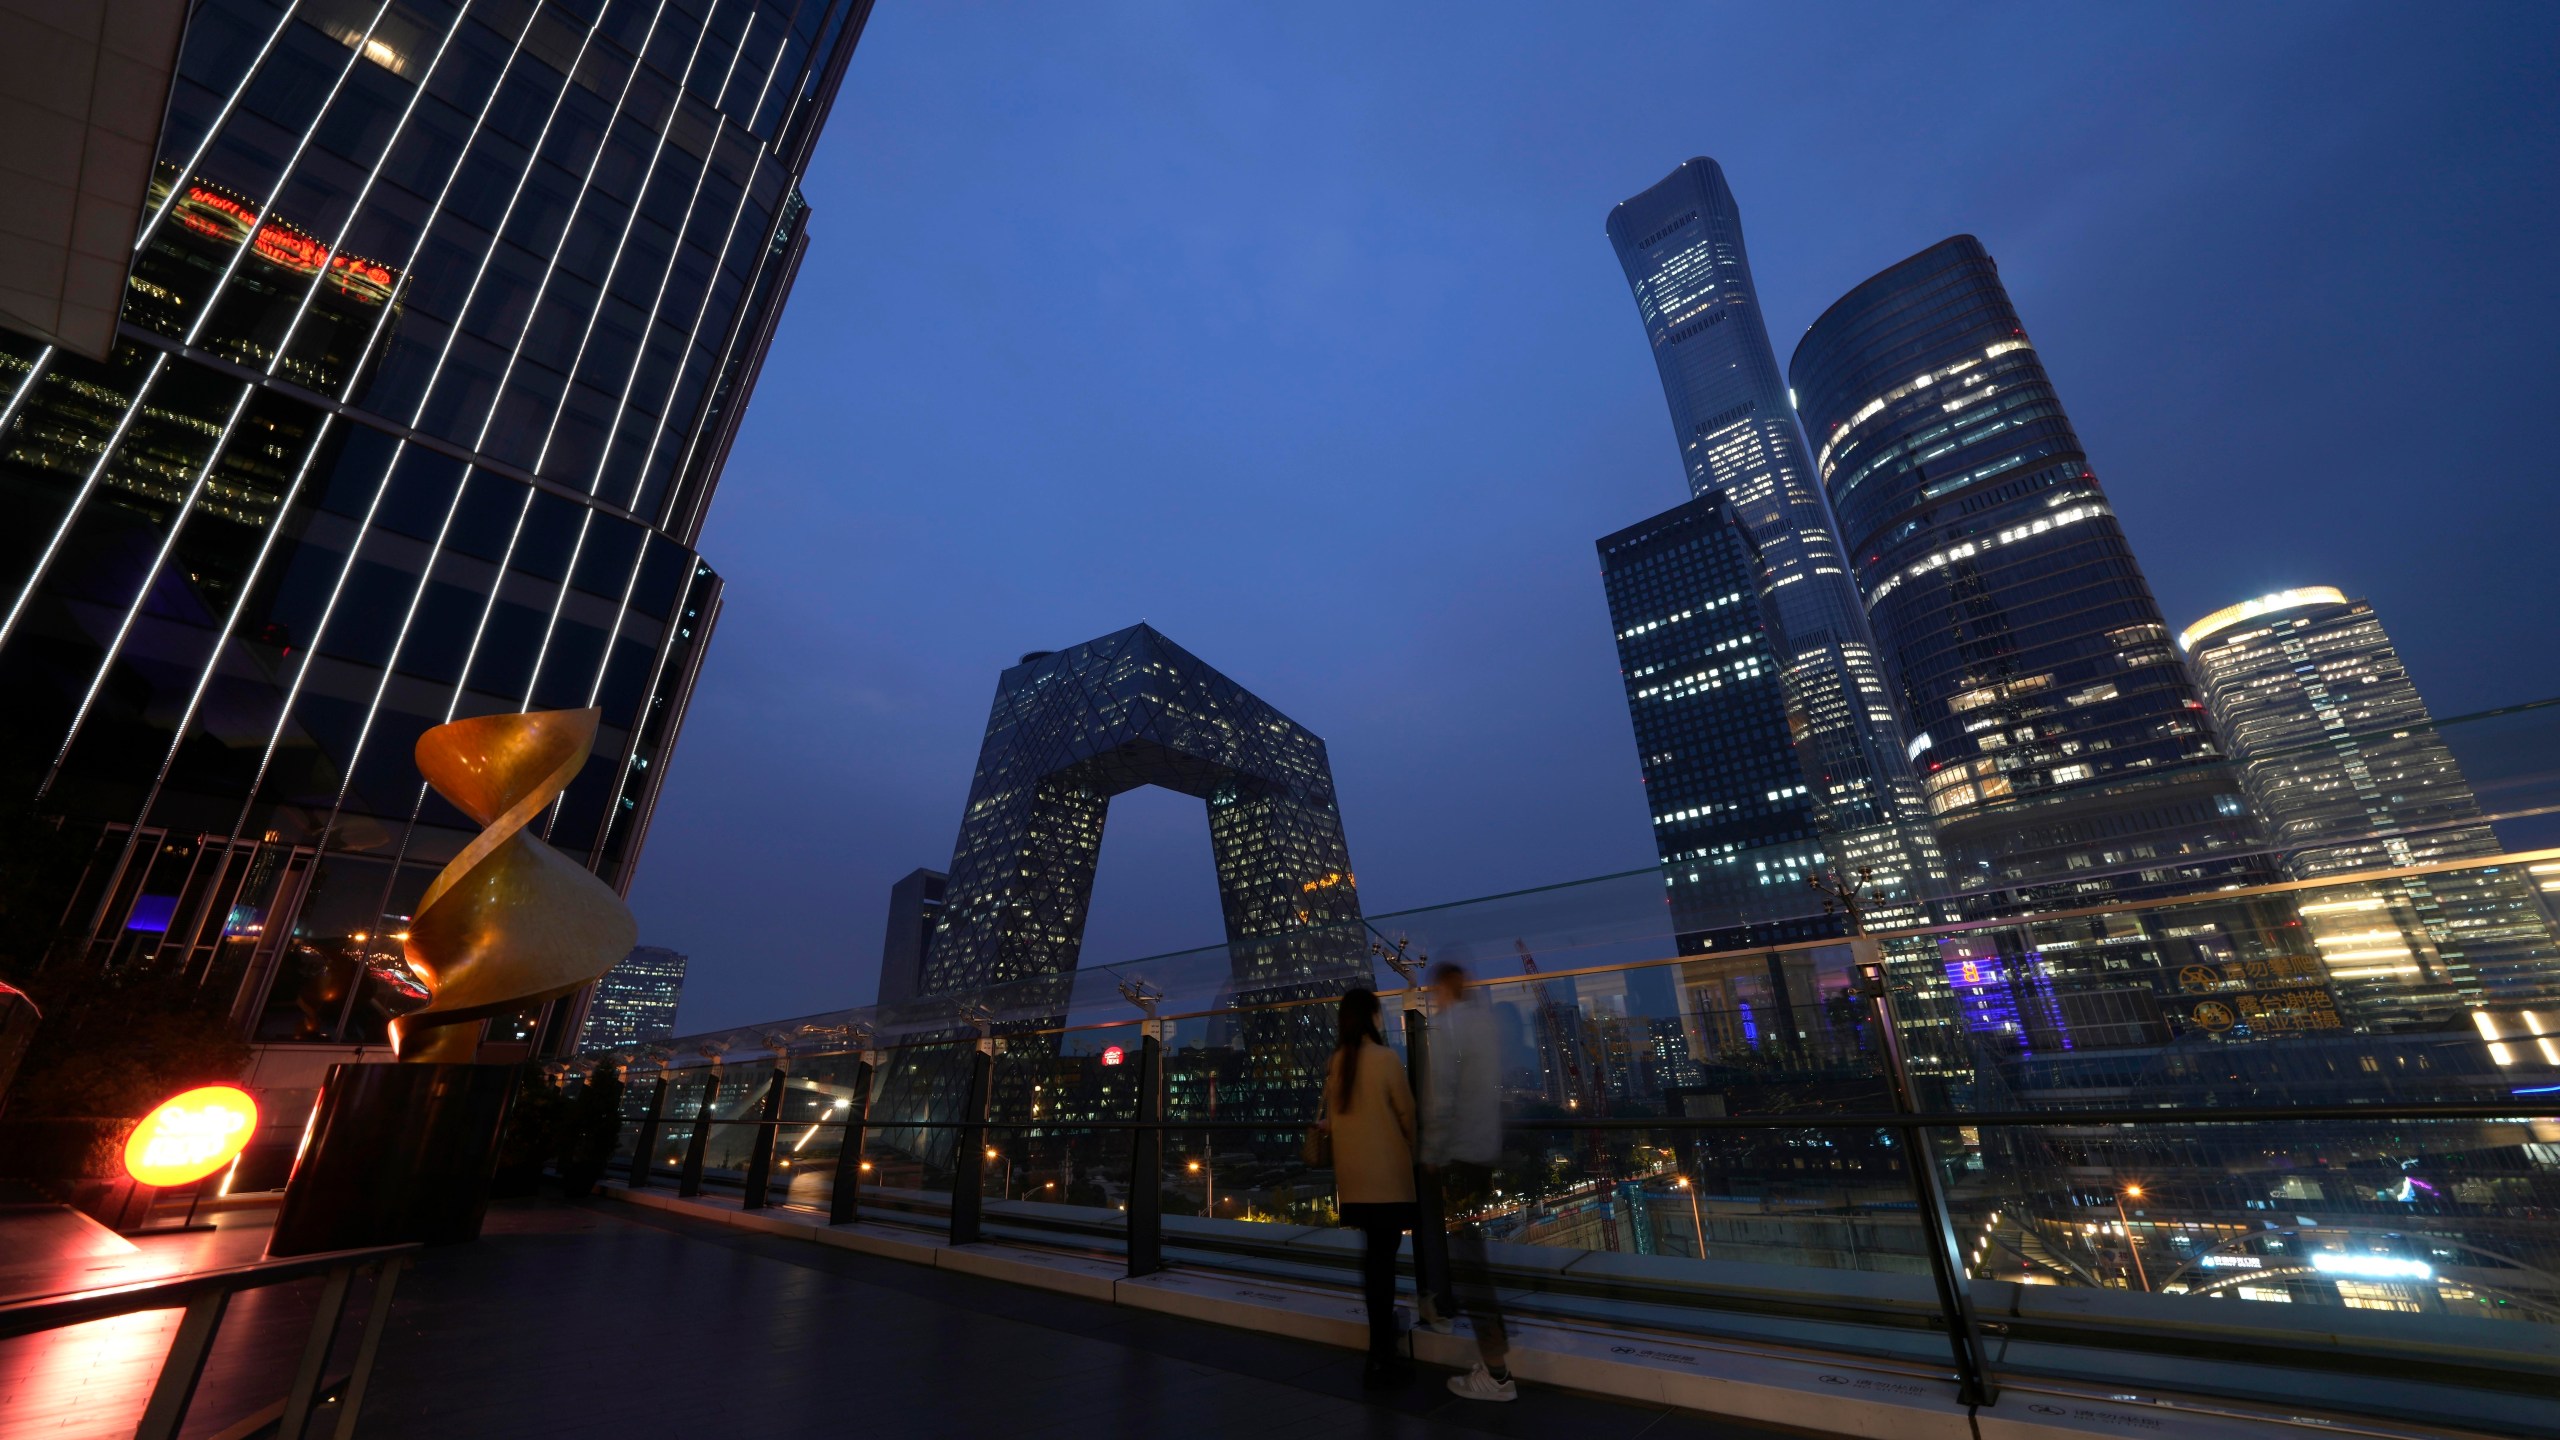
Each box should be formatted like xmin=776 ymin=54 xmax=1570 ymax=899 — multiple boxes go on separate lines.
xmin=354 ymin=1199 xmax=1807 ymax=1439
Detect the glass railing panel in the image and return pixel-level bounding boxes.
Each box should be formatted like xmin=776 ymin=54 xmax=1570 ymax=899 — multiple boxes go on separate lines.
xmin=1943 ymin=1115 xmax=2560 ymax=1435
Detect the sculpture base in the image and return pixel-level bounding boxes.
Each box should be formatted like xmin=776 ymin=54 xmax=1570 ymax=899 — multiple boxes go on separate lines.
xmin=267 ymin=1062 xmax=518 ymax=1257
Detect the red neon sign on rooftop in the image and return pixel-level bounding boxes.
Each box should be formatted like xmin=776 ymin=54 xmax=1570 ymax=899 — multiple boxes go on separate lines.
xmin=169 ymin=182 xmax=397 ymax=300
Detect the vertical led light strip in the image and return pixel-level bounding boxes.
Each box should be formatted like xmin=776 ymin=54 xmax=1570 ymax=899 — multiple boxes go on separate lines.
xmin=519 ymin=0 xmax=721 ymax=481
xmin=39 ymin=384 xmax=261 ymax=793
xmin=658 ymin=176 xmax=806 ymax=545
xmin=0 ymin=347 xmax=56 ymax=437
xmin=224 ymin=0 xmax=560 ymax=841
xmin=399 ymin=0 xmax=690 ymax=738
xmin=224 ymin=447 xmax=437 ymax=841
xmin=0 ymin=353 xmax=173 ymax=658
xmin=121 ymin=5 xmax=489 ymax=855
xmin=180 ymin=2 xmax=399 ymax=348
xmin=262 ymin=3 xmax=487 ymax=376
xmin=552 ymin=28 xmax=793 ymax=840
xmin=306 ymin=2 xmax=637 ymax=845
xmin=521 ymin=15 xmax=772 ymax=710
xmin=132 ymin=0 xmax=309 ymax=252
xmin=132 ymin=415 xmax=337 ymax=834
xmin=424 ymin=0 xmax=717 ymax=720
xmin=315 ymin=0 xmax=694 ymax=930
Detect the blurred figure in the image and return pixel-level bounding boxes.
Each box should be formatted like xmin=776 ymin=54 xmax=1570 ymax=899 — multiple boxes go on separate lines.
xmin=1325 ymin=986 xmax=1418 ymax=1384
xmin=1423 ymin=961 xmax=1515 ymax=1402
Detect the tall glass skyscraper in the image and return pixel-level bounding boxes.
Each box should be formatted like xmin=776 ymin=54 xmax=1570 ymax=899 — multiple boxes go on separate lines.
xmin=1599 ymin=494 xmax=1837 ymax=951
xmin=0 ymin=0 xmax=870 ymax=1055
xmin=1604 ymin=159 xmax=1943 ymax=921
xmin=2183 ymin=588 xmax=2560 ymax=1017
xmin=1791 ymin=236 xmax=2313 ymax=1051
xmin=1789 ymin=235 xmax=2268 ymax=906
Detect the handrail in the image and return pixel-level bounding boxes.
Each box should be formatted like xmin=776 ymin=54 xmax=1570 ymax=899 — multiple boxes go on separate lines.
xmin=0 ymin=1241 xmax=419 ymax=1440
xmin=623 ymin=1073 xmax=2560 ymax=1424
xmin=635 ymin=1099 xmax=2560 ymax=1132
xmin=0 ymin=1242 xmax=419 ymax=1338
xmin=636 ymin=840 xmax=2560 ymax=1057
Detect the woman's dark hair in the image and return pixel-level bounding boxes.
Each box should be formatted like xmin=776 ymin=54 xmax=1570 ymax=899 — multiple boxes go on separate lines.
xmin=1333 ymin=988 xmax=1383 ymax=1111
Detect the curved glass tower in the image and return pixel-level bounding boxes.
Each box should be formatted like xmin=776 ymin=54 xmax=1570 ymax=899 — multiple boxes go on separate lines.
xmin=1790 ymin=236 xmax=2317 ymax=1051
xmin=0 ymin=0 xmax=871 ymax=1054
xmin=1788 ymin=235 xmax=2267 ymax=904
xmin=1604 ymin=158 xmax=1942 ymax=918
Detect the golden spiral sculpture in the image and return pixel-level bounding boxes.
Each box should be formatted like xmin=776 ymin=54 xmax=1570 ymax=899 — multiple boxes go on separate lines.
xmin=390 ymin=707 xmax=639 ymax=1064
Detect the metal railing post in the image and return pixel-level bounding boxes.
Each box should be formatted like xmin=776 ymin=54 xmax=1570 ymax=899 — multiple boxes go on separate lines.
xmin=331 ymin=1256 xmax=406 ymax=1440
xmin=276 ymin=1262 xmax=355 ymax=1440
xmin=950 ymin=1039 xmax=992 ymax=1245
xmin=1400 ymin=992 xmax=1452 ymax=1313
xmin=134 ymin=1289 xmax=228 ymax=1440
xmin=830 ymin=1055 xmax=875 ymax=1225
xmin=741 ymin=1069 xmax=788 ymax=1210
xmin=678 ymin=1070 xmax=722 ymax=1199
xmin=1127 ymin=1029 xmax=1164 ymax=1277
xmin=1856 ymin=946 xmax=1998 ymax=1407
xmin=627 ymin=1075 xmax=668 ymax=1189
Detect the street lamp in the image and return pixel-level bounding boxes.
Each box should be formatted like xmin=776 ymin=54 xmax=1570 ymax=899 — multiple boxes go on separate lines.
xmin=2114 ymin=1184 xmax=2150 ymax=1291
xmin=1675 ymin=1176 xmax=1708 ymax=1256
xmin=1188 ymin=1156 xmax=1214 ymax=1215
xmin=987 ymin=1145 xmax=1012 ymax=1200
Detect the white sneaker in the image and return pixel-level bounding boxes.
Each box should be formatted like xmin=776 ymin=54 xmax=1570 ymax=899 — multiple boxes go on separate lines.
xmin=1446 ymin=1362 xmax=1516 ymax=1402
xmin=1416 ymin=1298 xmax=1456 ymax=1335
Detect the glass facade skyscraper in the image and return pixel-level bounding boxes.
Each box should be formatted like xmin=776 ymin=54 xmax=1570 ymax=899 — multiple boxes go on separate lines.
xmin=2183 ymin=588 xmax=2560 ymax=1017
xmin=874 ymin=624 xmax=1365 ymax=1144
xmin=1598 ymin=494 xmax=1836 ymax=952
xmin=577 ymin=941 xmax=686 ymax=1052
xmin=0 ymin=0 xmax=870 ymax=1055
xmin=921 ymin=624 xmax=1364 ymax=1003
xmin=1604 ymin=159 xmax=1943 ymax=921
xmin=1790 ymin=236 xmax=2320 ymax=1051
xmin=1789 ymin=235 xmax=2267 ymax=907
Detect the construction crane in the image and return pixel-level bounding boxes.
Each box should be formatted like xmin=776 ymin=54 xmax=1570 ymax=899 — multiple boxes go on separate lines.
xmin=1517 ymin=940 xmax=1619 ymax=1250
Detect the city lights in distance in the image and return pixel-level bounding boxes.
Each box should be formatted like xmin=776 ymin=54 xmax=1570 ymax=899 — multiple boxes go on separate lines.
xmin=125 ymin=1084 xmax=259 ymax=1187
xmin=2310 ymin=1253 xmax=2432 ymax=1282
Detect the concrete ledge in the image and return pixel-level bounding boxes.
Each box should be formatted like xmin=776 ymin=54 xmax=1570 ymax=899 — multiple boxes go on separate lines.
xmin=1115 ymin=1265 xmax=1372 ymax=1350
xmin=593 ymin=1186 xmax=2467 ymax=1440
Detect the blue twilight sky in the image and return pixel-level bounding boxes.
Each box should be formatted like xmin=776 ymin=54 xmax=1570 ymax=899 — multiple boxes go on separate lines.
xmin=631 ymin=2 xmax=2560 ymax=1033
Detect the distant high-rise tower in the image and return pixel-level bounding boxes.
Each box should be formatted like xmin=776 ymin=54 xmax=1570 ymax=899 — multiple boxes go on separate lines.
xmin=2182 ymin=588 xmax=2560 ymax=1014
xmin=1604 ymin=159 xmax=1943 ymax=922
xmin=873 ymin=867 xmax=947 ymax=1007
xmin=578 ymin=945 xmax=688 ymax=1054
xmin=1599 ymin=495 xmax=1835 ymax=951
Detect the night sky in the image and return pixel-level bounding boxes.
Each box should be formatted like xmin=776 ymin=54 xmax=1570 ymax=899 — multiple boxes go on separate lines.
xmin=632 ymin=3 xmax=2560 ymax=1032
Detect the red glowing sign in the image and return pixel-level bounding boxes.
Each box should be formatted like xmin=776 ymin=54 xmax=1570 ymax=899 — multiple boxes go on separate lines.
xmin=124 ymin=1084 xmax=259 ymax=1187
xmin=169 ymin=183 xmax=397 ymax=300
xmin=1099 ymin=1045 xmax=1125 ymax=1067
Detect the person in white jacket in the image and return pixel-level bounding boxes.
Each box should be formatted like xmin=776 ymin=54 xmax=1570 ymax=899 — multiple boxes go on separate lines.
xmin=1422 ymin=961 xmax=1515 ymax=1401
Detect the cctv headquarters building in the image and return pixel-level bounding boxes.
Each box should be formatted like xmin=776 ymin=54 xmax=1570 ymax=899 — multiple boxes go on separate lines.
xmin=0 ymin=0 xmax=868 ymax=1055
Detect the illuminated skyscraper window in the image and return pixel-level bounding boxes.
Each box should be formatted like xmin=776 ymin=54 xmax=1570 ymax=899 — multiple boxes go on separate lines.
xmin=578 ymin=943 xmax=688 ymax=1053
xmin=1790 ymin=235 xmax=2268 ymax=907
xmin=1598 ymin=494 xmax=1838 ymax=951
